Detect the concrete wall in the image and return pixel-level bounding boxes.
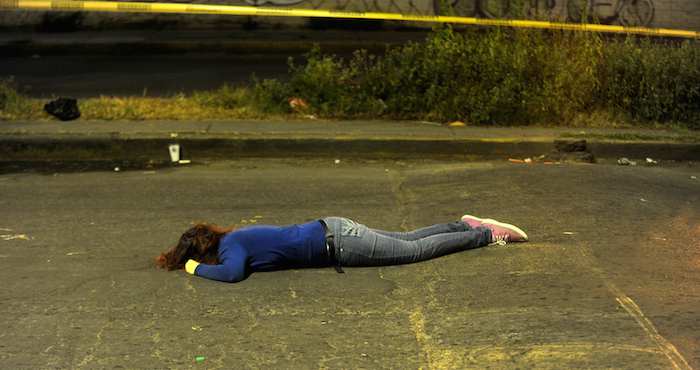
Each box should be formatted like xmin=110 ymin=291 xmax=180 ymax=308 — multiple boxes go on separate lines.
xmin=1 ymin=0 xmax=699 ymax=31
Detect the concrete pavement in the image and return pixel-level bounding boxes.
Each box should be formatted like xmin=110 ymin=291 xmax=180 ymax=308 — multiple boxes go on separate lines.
xmin=0 ymin=158 xmax=698 ymax=368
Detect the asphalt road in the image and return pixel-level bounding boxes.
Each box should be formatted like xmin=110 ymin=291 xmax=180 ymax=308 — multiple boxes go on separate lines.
xmin=2 ymin=53 xmax=296 ymax=98
xmin=1 ymin=158 xmax=698 ymax=369
xmin=0 ymin=30 xmax=427 ymax=98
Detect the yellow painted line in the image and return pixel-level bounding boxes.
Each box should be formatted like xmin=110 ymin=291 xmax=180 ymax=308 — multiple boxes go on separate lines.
xmin=409 ymin=307 xmax=459 ymax=369
xmin=1 ymin=0 xmax=699 ymax=39
xmin=576 ymin=246 xmax=692 ymax=370
xmin=614 ymin=296 xmax=692 ymax=370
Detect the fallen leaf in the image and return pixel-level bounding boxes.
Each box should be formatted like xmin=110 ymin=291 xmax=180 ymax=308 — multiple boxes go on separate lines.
xmin=1 ymin=234 xmax=30 ymax=241
xmin=288 ymin=97 xmax=309 ymax=110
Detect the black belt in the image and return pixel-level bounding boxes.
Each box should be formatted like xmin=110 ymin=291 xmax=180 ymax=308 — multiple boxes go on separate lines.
xmin=319 ymin=219 xmax=344 ymax=274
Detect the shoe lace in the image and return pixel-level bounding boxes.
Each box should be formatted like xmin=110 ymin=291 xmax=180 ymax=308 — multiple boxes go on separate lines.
xmin=490 ymin=233 xmax=509 ymax=246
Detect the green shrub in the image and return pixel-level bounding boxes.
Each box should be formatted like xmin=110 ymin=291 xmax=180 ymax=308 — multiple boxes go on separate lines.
xmin=255 ymin=27 xmax=607 ymax=125
xmin=252 ymin=27 xmax=699 ymax=128
xmin=193 ymin=84 xmax=251 ymax=109
xmin=0 ymin=78 xmax=17 ymax=111
xmin=598 ymin=38 xmax=700 ymax=127
xmin=286 ymin=48 xmax=350 ymax=115
xmin=0 ymin=78 xmax=41 ymax=120
xmin=522 ymin=29 xmax=602 ymax=124
xmin=7 ymin=28 xmax=697 ymax=127
xmin=251 ymin=77 xmax=292 ymax=114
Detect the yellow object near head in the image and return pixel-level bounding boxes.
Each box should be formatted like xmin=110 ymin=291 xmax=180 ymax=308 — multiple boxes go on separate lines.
xmin=185 ymin=259 xmax=200 ymax=275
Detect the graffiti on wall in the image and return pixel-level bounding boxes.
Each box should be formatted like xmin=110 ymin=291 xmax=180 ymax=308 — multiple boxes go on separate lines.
xmin=435 ymin=0 xmax=655 ymax=27
xmin=245 ymin=0 xmax=654 ymax=27
xmin=245 ymin=0 xmax=428 ymax=15
xmin=566 ymin=0 xmax=654 ymax=26
xmin=435 ymin=0 xmax=557 ymax=19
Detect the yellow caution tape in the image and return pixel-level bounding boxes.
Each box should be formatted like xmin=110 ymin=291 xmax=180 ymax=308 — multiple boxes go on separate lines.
xmin=1 ymin=0 xmax=699 ymax=39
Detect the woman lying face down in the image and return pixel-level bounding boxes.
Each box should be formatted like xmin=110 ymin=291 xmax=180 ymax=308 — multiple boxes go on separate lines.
xmin=156 ymin=216 xmax=528 ymax=283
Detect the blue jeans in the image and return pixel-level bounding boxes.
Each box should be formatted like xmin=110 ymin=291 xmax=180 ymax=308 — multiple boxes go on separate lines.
xmin=322 ymin=217 xmax=492 ymax=267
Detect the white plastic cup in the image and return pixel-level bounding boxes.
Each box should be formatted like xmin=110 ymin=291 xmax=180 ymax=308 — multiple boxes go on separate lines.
xmin=169 ymin=144 xmax=180 ymax=162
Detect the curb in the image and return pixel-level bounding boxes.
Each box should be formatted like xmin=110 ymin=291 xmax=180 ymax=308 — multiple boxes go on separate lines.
xmin=1 ymin=136 xmax=698 ymax=162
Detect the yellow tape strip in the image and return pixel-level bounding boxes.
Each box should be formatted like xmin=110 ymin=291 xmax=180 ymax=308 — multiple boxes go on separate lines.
xmin=1 ymin=0 xmax=699 ymax=39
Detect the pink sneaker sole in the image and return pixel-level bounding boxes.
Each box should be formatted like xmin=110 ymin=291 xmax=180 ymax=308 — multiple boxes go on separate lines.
xmin=482 ymin=218 xmax=529 ymax=242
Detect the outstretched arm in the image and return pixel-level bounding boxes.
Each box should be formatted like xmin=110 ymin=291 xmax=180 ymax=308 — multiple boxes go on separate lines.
xmin=185 ymin=245 xmax=248 ymax=283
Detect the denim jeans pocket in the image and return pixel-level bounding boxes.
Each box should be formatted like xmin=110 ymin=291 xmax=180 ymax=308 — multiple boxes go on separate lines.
xmin=341 ymin=219 xmax=362 ymax=237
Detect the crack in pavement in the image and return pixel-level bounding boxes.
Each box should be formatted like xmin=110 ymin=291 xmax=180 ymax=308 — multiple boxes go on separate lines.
xmin=75 ymin=319 xmax=111 ymax=368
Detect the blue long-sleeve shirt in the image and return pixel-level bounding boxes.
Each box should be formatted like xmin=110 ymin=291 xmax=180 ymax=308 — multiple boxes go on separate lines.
xmin=194 ymin=220 xmax=328 ymax=282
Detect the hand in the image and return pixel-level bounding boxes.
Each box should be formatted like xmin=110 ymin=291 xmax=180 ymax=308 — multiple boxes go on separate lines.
xmin=185 ymin=259 xmax=200 ymax=275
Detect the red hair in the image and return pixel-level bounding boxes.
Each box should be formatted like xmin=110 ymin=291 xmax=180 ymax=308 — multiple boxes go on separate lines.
xmin=156 ymin=223 xmax=235 ymax=270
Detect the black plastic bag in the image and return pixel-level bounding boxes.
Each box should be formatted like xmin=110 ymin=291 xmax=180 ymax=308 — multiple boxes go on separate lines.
xmin=44 ymin=97 xmax=80 ymax=121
